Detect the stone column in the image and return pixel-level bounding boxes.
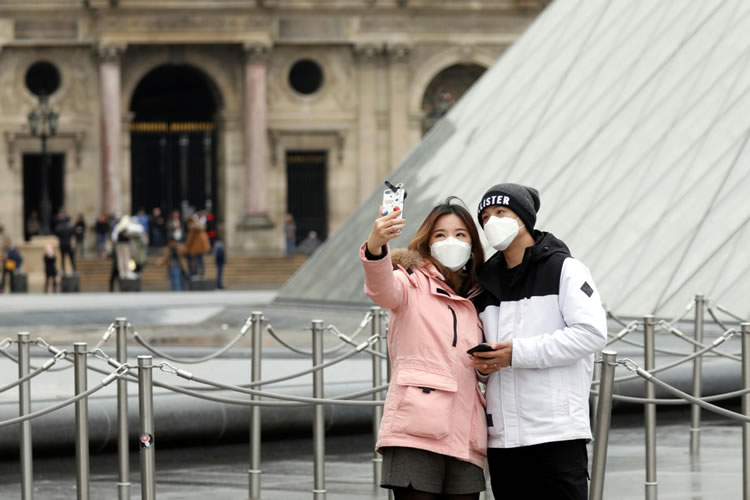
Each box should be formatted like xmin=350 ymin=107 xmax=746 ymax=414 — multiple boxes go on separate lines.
xmin=98 ymin=44 xmax=125 ymax=216
xmin=387 ymin=43 xmax=411 ymax=171
xmin=242 ymin=43 xmax=272 ymax=227
xmin=355 ymin=43 xmax=380 ymax=204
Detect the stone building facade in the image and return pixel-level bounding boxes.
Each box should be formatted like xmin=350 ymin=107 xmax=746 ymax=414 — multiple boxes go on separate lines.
xmin=0 ymin=0 xmax=545 ymax=254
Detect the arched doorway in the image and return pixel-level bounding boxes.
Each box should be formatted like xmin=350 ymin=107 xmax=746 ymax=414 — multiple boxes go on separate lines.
xmin=129 ymin=64 xmax=221 ymax=222
xmin=421 ymin=63 xmax=486 ymax=134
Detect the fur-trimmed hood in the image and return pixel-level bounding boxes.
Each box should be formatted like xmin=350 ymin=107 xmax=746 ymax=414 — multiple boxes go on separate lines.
xmin=389 ymin=248 xmax=425 ymax=271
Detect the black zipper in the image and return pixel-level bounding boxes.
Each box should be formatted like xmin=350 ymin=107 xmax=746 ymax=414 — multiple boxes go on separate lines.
xmin=447 ymin=306 xmax=457 ymax=347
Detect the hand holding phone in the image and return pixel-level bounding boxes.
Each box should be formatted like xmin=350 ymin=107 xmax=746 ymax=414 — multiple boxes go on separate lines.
xmin=466 ymin=343 xmax=494 ymax=355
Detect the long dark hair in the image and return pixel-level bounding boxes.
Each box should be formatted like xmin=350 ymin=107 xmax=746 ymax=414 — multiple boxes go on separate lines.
xmin=408 ymin=197 xmax=484 ymax=296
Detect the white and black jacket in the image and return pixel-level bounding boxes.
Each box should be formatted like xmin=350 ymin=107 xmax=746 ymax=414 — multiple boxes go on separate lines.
xmin=474 ymin=231 xmax=607 ymax=449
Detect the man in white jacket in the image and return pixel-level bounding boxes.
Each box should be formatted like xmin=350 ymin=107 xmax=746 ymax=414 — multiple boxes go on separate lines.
xmin=470 ymin=183 xmax=607 ymax=500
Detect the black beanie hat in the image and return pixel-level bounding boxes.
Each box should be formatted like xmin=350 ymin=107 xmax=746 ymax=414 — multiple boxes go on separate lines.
xmin=477 ymin=183 xmax=540 ymax=230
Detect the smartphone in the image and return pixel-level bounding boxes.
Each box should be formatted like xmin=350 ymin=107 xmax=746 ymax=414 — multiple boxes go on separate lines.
xmin=382 ymin=181 xmax=405 ymax=218
xmin=467 ymin=343 xmax=494 ymax=355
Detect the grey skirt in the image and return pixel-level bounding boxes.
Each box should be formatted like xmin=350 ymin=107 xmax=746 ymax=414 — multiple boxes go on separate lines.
xmin=380 ymin=446 xmax=486 ymax=495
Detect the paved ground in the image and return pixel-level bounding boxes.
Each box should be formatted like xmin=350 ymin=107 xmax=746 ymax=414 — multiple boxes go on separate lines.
xmin=0 ymin=291 xmax=747 ymax=499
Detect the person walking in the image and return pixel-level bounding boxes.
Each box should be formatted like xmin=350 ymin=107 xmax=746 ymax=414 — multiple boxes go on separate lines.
xmin=95 ymin=213 xmax=110 ymax=257
xmin=213 ymin=238 xmax=226 ymax=290
xmin=361 ymin=198 xmax=487 ymax=500
xmin=53 ymin=209 xmax=76 ymax=274
xmin=469 ymin=183 xmax=607 ymax=500
xmin=149 ymin=207 xmax=166 ymax=250
xmin=73 ymin=214 xmax=86 ymax=258
xmin=43 ymin=243 xmax=58 ymax=293
xmin=158 ymin=237 xmax=188 ymax=291
xmin=185 ymin=215 xmax=210 ymax=278
xmin=167 ymin=209 xmax=184 ymax=242
xmin=0 ymin=239 xmax=23 ymax=293
xmin=284 ymin=213 xmax=296 ymax=256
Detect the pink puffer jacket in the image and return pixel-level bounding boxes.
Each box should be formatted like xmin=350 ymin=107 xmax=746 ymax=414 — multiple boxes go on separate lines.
xmin=360 ymin=243 xmax=487 ymax=468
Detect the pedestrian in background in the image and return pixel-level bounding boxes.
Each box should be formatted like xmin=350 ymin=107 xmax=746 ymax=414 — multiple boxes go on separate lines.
xmin=185 ymin=215 xmax=210 ymax=277
xmin=168 ymin=209 xmax=184 ymax=242
xmin=149 ymin=207 xmax=166 ymax=250
xmin=53 ymin=208 xmax=76 ymax=275
xmin=43 ymin=243 xmax=57 ymax=293
xmin=0 ymin=238 xmax=23 ymax=293
xmin=158 ymin=237 xmax=188 ymax=291
xmin=73 ymin=214 xmax=86 ymax=258
xmin=95 ymin=213 xmax=110 ymax=257
xmin=284 ymin=213 xmax=296 ymax=256
xmin=214 ymin=238 xmax=226 ymax=290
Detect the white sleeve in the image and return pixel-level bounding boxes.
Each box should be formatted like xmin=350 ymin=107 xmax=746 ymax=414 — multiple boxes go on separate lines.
xmin=513 ymin=258 xmax=608 ymax=369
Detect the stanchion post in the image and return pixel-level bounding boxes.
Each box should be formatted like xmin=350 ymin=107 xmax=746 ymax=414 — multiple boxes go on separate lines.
xmin=690 ymin=294 xmax=704 ymax=455
xmin=371 ymin=306 xmax=384 ymax=488
xmin=741 ymin=323 xmax=750 ymax=500
xmin=17 ymin=332 xmax=33 ymax=500
xmin=248 ymin=311 xmax=263 ymax=500
xmin=590 ymin=350 xmax=617 ymax=500
xmin=115 ymin=318 xmax=130 ymax=500
xmin=137 ymin=355 xmax=156 ymax=500
xmin=312 ymin=319 xmax=327 ymax=499
xmin=591 ymin=359 xmax=602 ymax=432
xmin=643 ymin=315 xmax=658 ymax=500
xmin=74 ymin=343 xmax=90 ymax=500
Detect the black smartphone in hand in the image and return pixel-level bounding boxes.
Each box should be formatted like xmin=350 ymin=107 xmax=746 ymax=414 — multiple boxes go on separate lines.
xmin=467 ymin=343 xmax=494 ymax=355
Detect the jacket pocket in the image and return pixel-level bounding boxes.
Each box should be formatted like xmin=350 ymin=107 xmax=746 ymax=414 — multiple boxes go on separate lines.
xmin=392 ymin=368 xmax=457 ymax=440
xmin=470 ymin=387 xmax=488 ymax=452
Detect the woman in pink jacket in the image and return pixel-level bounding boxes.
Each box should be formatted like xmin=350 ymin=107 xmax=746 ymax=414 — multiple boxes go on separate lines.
xmin=361 ymin=198 xmax=488 ymax=500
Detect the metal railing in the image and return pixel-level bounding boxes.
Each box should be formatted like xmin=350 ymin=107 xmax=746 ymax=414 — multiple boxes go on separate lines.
xmin=0 ymin=306 xmax=390 ymax=500
xmin=2 ymin=295 xmax=750 ymax=499
xmin=591 ymin=294 xmax=750 ymax=500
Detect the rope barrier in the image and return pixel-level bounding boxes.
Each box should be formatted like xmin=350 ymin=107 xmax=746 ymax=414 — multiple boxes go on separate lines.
xmin=706 ymin=304 xmax=736 ymax=334
xmin=127 ymin=317 xmax=253 ymax=364
xmin=592 ymin=329 xmax=736 ymax=386
xmin=618 ymin=358 xmax=750 ymax=423
xmin=713 ymin=303 xmax=748 ymax=323
xmin=0 ymin=348 xmax=68 ymax=394
xmin=265 ymin=312 xmax=374 ymax=357
xmin=659 ymin=321 xmax=741 ymax=361
xmin=327 ymin=325 xmax=387 ymax=359
xmin=156 ymin=362 xmax=387 ymax=406
xmin=590 ymin=386 xmax=750 ymax=405
xmin=0 ymin=363 xmax=131 ymax=428
xmin=605 ymin=321 xmax=640 ymax=347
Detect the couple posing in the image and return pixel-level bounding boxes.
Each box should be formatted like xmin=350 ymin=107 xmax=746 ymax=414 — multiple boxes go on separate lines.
xmin=360 ymin=183 xmax=608 ymax=500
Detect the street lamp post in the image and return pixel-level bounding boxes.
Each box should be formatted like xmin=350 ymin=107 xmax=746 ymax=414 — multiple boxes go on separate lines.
xmin=27 ymin=94 xmax=59 ymax=235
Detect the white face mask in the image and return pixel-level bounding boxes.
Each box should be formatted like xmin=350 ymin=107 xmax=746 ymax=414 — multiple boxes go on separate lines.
xmin=430 ymin=237 xmax=472 ymax=272
xmin=483 ymin=216 xmax=523 ymax=251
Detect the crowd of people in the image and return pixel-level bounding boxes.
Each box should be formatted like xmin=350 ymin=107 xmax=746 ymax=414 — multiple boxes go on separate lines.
xmin=6 ymin=206 xmax=226 ymax=293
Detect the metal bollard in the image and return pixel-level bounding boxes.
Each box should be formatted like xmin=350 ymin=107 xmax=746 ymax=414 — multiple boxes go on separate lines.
xmin=371 ymin=307 xmax=384 ymax=488
xmin=590 ymin=350 xmax=617 ymax=500
xmin=643 ymin=315 xmax=658 ymax=500
xmin=312 ymin=319 xmax=326 ymax=499
xmin=74 ymin=343 xmax=90 ymax=500
xmin=17 ymin=332 xmax=33 ymax=500
xmin=690 ymin=294 xmax=704 ymax=455
xmin=742 ymin=323 xmax=750 ymax=500
xmin=591 ymin=359 xmax=602 ymax=431
xmin=137 ymin=356 xmax=156 ymax=500
xmin=248 ymin=311 xmax=263 ymax=500
xmin=115 ymin=318 xmax=130 ymax=500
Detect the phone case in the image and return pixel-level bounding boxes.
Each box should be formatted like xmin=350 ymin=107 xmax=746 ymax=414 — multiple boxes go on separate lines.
xmin=381 ymin=183 xmax=405 ymax=217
